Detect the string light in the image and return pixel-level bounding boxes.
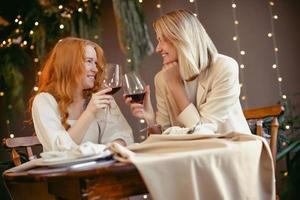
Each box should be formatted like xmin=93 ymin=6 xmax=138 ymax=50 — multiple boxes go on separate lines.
xmin=29 ymin=30 xmax=34 ymax=35
xmin=189 ymin=0 xmax=199 ymax=17
xmin=33 ymin=86 xmax=39 ymax=91
xmin=127 ymin=58 xmax=132 ymax=63
xmin=34 ymin=58 xmax=39 ymax=63
xmin=140 ymin=119 xmax=145 ymax=123
xmin=267 ymin=0 xmax=285 ymax=99
xmin=231 ymin=0 xmax=248 ymax=107
xmin=139 ymin=0 xmax=143 ymax=3
xmin=34 ymin=21 xmax=39 ymax=26
xmin=143 ymin=194 xmax=148 ymax=199
xmin=59 ymin=24 xmax=64 ymax=29
xmin=156 ymin=0 xmax=162 ymax=16
xmin=0 ymin=91 xmax=4 ymax=96
xmin=78 ymin=8 xmax=83 ymax=12
xmin=58 ymin=5 xmax=63 ymax=9
xmin=10 ymin=134 xmax=14 ymax=138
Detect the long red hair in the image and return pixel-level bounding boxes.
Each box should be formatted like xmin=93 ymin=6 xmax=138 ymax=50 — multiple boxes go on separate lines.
xmin=28 ymin=37 xmax=105 ymax=129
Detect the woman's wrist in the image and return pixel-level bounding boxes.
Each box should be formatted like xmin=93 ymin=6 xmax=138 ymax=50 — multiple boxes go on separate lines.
xmin=147 ymin=123 xmax=162 ymax=135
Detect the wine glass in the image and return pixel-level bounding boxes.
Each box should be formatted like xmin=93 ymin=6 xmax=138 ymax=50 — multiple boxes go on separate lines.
xmin=97 ymin=63 xmax=122 ymax=134
xmin=123 ymin=71 xmax=146 ymax=104
xmin=102 ymin=63 xmax=122 ymax=95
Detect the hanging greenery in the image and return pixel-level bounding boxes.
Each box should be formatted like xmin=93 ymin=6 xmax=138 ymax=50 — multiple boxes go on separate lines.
xmin=112 ymin=0 xmax=154 ymax=71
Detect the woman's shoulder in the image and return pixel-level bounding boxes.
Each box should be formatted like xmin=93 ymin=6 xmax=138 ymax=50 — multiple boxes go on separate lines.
xmin=214 ymin=54 xmax=238 ymax=66
xmin=33 ymin=92 xmax=57 ymax=106
xmin=211 ymin=54 xmax=239 ymax=73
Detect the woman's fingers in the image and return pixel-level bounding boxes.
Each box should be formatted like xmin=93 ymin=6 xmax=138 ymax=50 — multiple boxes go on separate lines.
xmin=95 ymin=87 xmax=112 ymax=95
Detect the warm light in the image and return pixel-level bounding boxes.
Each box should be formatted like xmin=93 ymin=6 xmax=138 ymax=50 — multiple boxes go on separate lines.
xmin=240 ymin=64 xmax=245 ymax=69
xmin=30 ymin=45 xmax=35 ymax=50
xmin=29 ymin=30 xmax=34 ymax=35
xmin=78 ymin=8 xmax=83 ymax=12
xmin=189 ymin=0 xmax=195 ymax=3
xmin=140 ymin=135 xmax=146 ymax=140
xmin=58 ymin=5 xmax=63 ymax=9
xmin=15 ymin=29 xmax=20 ymax=33
xmin=18 ymin=21 xmax=23 ymax=25
xmin=94 ymin=35 xmax=99 ymax=39
xmin=239 ymin=83 xmax=243 ymax=88
xmin=127 ymin=58 xmax=132 ymax=63
xmin=10 ymin=134 xmax=15 ymax=138
xmin=274 ymin=47 xmax=278 ymax=52
xmin=278 ymin=77 xmax=282 ymax=82
xmin=33 ymin=86 xmax=39 ymax=91
xmin=2 ymin=41 xmax=6 ymax=45
xmin=15 ymin=18 xmax=19 ymax=23
xmin=140 ymin=119 xmax=145 ymax=124
xmin=139 ymin=0 xmax=143 ymax=3
xmin=283 ymin=171 xmax=288 ymax=177
xmin=234 ymin=20 xmax=239 ymax=25
xmin=6 ymin=120 xmax=10 ymax=124
xmin=241 ymin=96 xmax=246 ymax=100
xmin=37 ymin=71 xmax=42 ymax=76
xmin=0 ymin=91 xmax=4 ymax=96
xmin=143 ymin=194 xmax=148 ymax=199
xmin=156 ymin=4 xmax=161 ymax=8
xmin=282 ymin=95 xmax=287 ymax=99
xmin=268 ymin=33 xmax=272 ymax=37
xmin=23 ymin=40 xmax=27 ymax=45
xmin=233 ymin=36 xmax=238 ymax=41
xmin=285 ymin=125 xmax=290 ymax=130
xmin=272 ymin=64 xmax=277 ymax=69
xmin=34 ymin=58 xmax=39 ymax=63
xmin=59 ymin=24 xmax=64 ymax=29
xmin=273 ymin=15 xmax=278 ymax=19
xmin=240 ymin=50 xmax=246 ymax=55
xmin=269 ymin=1 xmax=274 ymax=6
xmin=34 ymin=21 xmax=39 ymax=26
xmin=232 ymin=3 xmax=237 ymax=8
xmin=193 ymin=13 xmax=197 ymax=17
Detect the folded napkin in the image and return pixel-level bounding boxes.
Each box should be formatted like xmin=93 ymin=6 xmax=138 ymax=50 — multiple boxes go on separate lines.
xmin=162 ymin=122 xmax=215 ymax=135
xmin=41 ymin=142 xmax=108 ymax=162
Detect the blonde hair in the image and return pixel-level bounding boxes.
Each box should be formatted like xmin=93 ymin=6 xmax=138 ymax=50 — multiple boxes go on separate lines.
xmin=28 ymin=37 xmax=106 ymax=129
xmin=153 ymin=9 xmax=218 ymax=81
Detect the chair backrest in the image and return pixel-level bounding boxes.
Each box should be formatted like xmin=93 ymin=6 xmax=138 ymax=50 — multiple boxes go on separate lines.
xmin=243 ymin=104 xmax=284 ymax=165
xmin=2 ymin=135 xmax=41 ymax=166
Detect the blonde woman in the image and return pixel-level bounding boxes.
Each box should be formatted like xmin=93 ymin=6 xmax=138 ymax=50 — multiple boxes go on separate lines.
xmin=126 ymin=9 xmax=250 ymax=135
xmin=29 ymin=37 xmax=133 ymax=152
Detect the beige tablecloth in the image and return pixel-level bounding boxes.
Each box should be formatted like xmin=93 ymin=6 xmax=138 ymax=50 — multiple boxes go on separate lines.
xmin=109 ymin=132 xmax=275 ymax=200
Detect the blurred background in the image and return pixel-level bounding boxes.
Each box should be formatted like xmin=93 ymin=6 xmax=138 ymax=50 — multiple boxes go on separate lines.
xmin=0 ymin=0 xmax=299 ymax=199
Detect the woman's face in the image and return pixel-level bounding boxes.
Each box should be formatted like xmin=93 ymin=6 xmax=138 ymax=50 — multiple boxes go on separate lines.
xmin=82 ymin=45 xmax=98 ymax=90
xmin=155 ymin=33 xmax=178 ymax=65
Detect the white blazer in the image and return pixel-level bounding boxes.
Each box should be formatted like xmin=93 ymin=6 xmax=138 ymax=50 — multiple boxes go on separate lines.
xmin=154 ymin=54 xmax=251 ymax=134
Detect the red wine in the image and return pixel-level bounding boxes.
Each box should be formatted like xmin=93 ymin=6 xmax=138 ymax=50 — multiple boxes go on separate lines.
xmin=126 ymin=93 xmax=145 ymax=104
xmin=106 ymin=87 xmax=121 ymax=95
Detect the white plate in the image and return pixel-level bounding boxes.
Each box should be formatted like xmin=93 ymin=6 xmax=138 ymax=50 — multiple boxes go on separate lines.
xmin=37 ymin=150 xmax=113 ymax=168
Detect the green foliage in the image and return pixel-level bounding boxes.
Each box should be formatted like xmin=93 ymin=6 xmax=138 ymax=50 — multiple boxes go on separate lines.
xmin=112 ymin=0 xmax=154 ymax=71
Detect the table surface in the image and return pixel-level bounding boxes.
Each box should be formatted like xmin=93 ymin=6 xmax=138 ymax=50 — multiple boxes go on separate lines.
xmin=3 ymin=160 xmax=148 ymax=199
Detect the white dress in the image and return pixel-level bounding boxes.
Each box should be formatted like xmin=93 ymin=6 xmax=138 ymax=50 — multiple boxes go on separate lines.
xmin=32 ymin=92 xmax=134 ymax=152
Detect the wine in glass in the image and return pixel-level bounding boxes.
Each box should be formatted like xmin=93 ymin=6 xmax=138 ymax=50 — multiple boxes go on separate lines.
xmin=102 ymin=63 xmax=122 ymax=95
xmin=123 ymin=71 xmax=146 ymax=104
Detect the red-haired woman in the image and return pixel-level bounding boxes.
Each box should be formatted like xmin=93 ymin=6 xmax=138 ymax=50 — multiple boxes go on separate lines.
xmin=29 ymin=37 xmax=133 ymax=152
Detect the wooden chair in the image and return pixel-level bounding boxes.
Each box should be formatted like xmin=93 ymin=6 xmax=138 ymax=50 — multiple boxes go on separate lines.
xmin=243 ymin=104 xmax=284 ymax=165
xmin=2 ymin=135 xmax=41 ymax=166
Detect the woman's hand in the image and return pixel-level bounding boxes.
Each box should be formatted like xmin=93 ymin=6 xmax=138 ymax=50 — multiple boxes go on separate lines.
xmin=161 ymin=61 xmax=182 ymax=88
xmin=124 ymin=85 xmax=156 ymax=125
xmin=85 ymin=88 xmax=113 ymax=117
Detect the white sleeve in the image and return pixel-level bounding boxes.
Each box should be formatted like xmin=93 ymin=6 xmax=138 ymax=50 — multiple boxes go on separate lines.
xmin=99 ymin=99 xmax=134 ymax=146
xmin=32 ymin=93 xmax=77 ymax=151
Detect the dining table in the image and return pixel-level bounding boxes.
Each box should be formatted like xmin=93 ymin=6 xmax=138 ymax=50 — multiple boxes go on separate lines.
xmin=3 ymin=159 xmax=148 ymax=200
xmin=3 ymin=132 xmax=276 ymax=200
